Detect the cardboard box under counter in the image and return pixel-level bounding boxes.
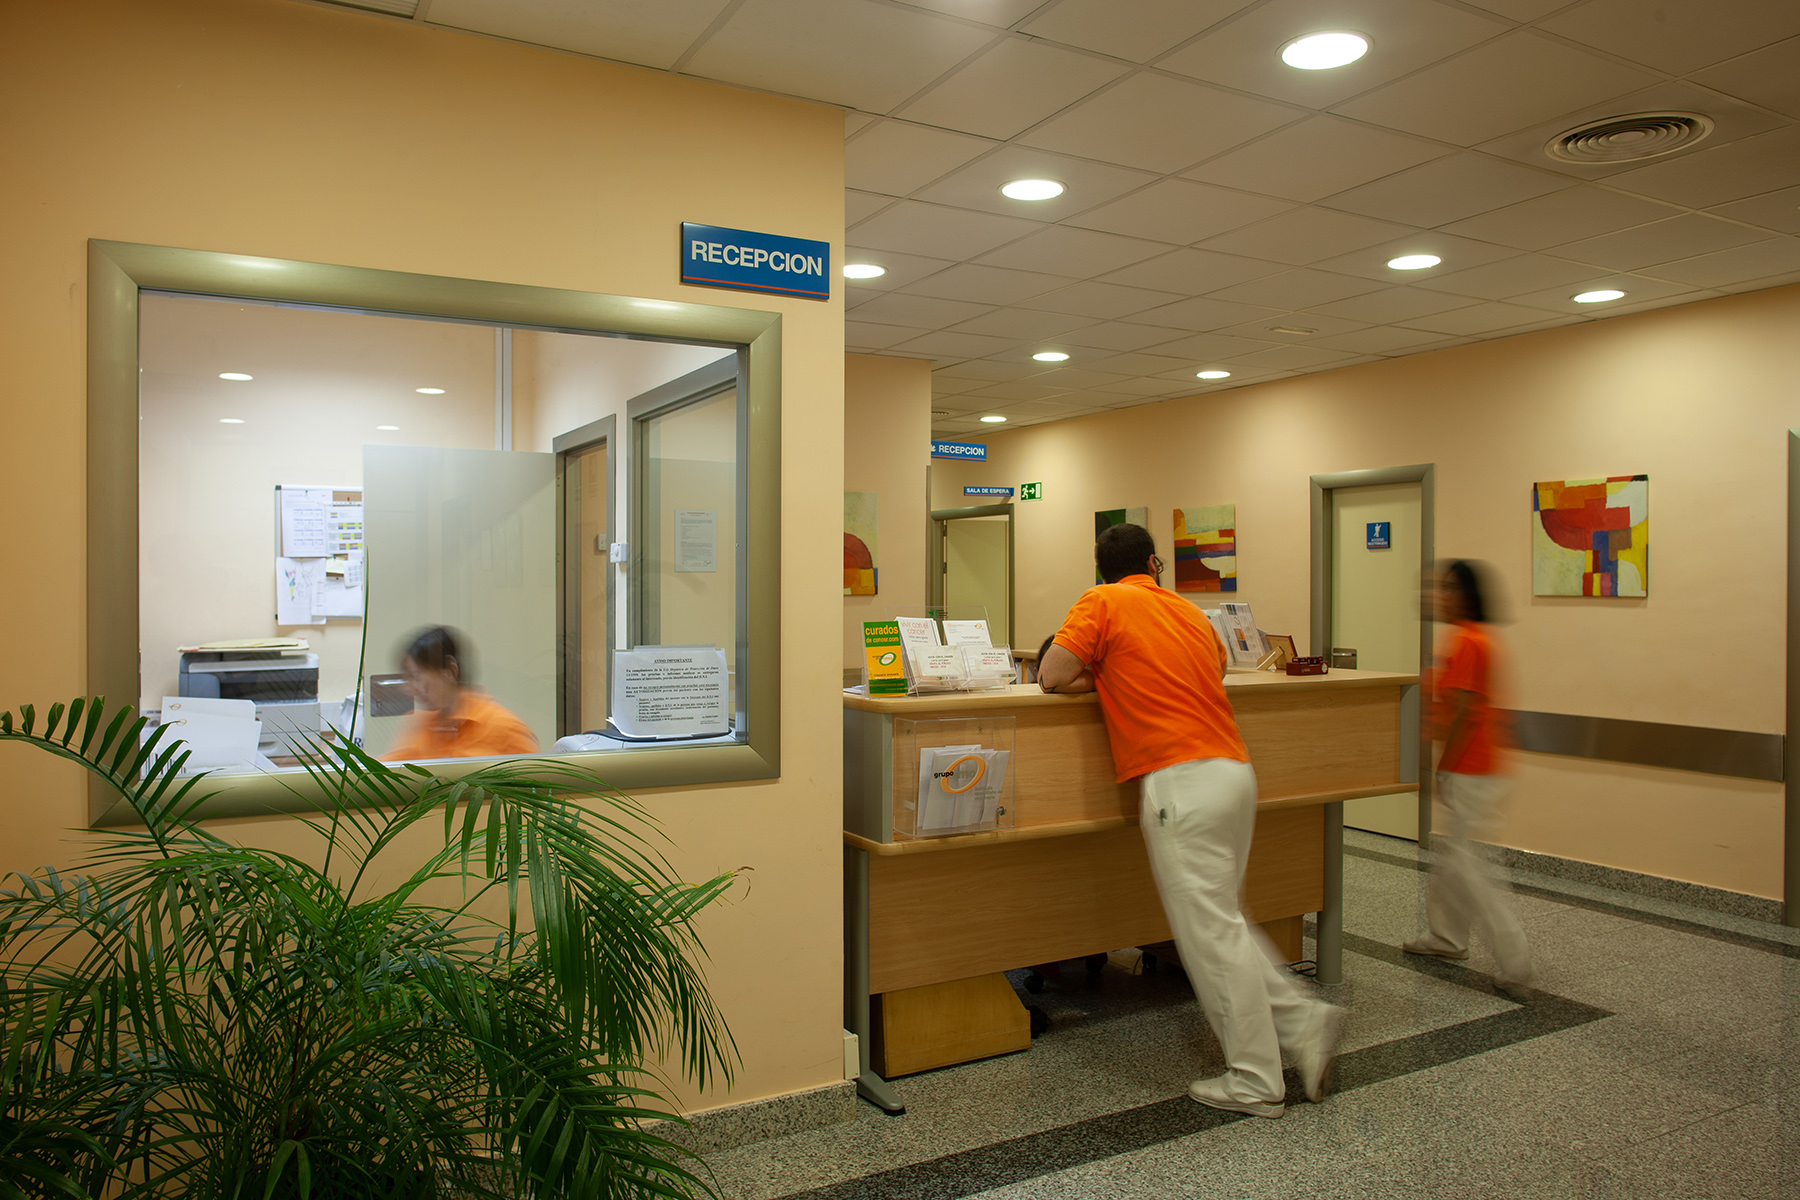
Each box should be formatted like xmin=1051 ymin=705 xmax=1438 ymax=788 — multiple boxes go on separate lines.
xmin=842 ymin=669 xmax=1420 ymax=1108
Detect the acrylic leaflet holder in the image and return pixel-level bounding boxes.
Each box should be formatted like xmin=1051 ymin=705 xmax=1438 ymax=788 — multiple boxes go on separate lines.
xmin=893 ymin=715 xmax=1016 ymax=840
xmin=876 ymin=605 xmax=1014 ymax=695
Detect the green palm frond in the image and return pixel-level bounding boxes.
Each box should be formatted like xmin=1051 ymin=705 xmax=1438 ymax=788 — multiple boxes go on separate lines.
xmin=0 ymin=699 xmax=739 ymax=1199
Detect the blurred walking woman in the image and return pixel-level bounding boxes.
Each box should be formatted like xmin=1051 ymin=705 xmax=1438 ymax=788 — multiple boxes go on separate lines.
xmin=1404 ymin=562 xmax=1534 ymax=996
xmin=381 ymin=626 xmax=538 ymax=762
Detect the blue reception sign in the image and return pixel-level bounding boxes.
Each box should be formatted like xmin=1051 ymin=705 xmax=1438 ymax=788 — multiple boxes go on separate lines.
xmin=1366 ymin=521 xmax=1391 ymax=550
xmin=680 ymin=222 xmax=830 ymax=300
xmin=964 ymin=486 xmax=1014 ymax=498
xmin=931 ymin=440 xmax=987 ymax=462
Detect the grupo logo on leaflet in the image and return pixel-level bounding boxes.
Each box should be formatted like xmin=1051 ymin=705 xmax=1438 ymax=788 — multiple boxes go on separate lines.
xmin=680 ymin=222 xmax=830 ymax=300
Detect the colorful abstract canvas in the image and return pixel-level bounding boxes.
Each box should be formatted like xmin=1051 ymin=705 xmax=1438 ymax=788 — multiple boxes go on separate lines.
xmin=844 ymin=491 xmax=878 ymax=596
xmin=1174 ymin=504 xmax=1236 ymax=593
xmin=1532 ymin=475 xmax=1647 ymax=597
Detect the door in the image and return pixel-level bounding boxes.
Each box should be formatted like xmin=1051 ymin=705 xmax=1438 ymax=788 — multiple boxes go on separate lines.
xmin=1332 ymin=481 xmax=1422 ymax=838
xmin=931 ymin=506 xmax=1013 ymax=648
xmin=555 ymin=420 xmax=613 ymax=737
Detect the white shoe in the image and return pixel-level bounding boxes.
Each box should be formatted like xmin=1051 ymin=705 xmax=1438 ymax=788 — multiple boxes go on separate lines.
xmin=1187 ymin=1075 xmax=1284 ymax=1118
xmin=1294 ymin=1003 xmax=1345 ymax=1103
xmin=1402 ymin=937 xmax=1468 ymax=961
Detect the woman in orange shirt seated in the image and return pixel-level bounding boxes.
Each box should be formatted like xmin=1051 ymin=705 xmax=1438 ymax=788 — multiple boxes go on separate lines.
xmin=380 ymin=626 xmax=538 ymax=762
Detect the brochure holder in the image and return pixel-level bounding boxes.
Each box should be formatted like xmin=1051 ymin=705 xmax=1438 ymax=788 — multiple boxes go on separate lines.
xmin=893 ymin=715 xmax=1016 ymax=839
xmin=873 ymin=606 xmax=1016 ymax=695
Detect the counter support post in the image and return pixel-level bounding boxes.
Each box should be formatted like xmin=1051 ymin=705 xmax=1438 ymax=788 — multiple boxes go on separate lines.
xmin=844 ymin=846 xmax=905 ymax=1114
xmin=1317 ymin=801 xmax=1344 ymax=985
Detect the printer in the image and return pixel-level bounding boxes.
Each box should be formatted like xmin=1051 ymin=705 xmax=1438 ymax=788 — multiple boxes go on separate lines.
xmin=178 ymin=647 xmax=321 ymax=755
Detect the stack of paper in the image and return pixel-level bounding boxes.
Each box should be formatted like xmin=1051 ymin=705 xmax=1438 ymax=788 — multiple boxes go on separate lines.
xmin=897 ymin=616 xmax=967 ymax=692
xmin=914 ymin=744 xmax=1010 ymax=834
xmin=158 ymin=696 xmax=263 ymax=772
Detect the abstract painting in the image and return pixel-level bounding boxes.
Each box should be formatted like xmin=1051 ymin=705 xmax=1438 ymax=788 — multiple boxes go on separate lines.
xmin=1095 ymin=506 xmax=1149 ymax=582
xmin=1533 ymin=475 xmax=1648 ymax=597
xmin=1174 ymin=504 xmax=1236 ymax=593
xmin=844 ymin=491 xmax=878 ymax=596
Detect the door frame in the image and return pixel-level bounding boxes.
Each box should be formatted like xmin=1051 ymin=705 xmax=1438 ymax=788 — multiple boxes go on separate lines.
xmin=1311 ymin=464 xmax=1435 ymax=839
xmin=929 ymin=503 xmax=1014 ymax=640
xmin=552 ymin=414 xmax=616 ymax=737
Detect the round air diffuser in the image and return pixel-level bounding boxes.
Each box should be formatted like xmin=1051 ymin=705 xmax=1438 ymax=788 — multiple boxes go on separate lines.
xmin=1546 ymin=112 xmax=1713 ymax=164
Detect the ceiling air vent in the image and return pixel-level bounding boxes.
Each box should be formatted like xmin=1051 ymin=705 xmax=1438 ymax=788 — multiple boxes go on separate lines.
xmin=1546 ymin=112 xmax=1713 ymax=164
xmin=931 ymin=409 xmax=951 ymax=418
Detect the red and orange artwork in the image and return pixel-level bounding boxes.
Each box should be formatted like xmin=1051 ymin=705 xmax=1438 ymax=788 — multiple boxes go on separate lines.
xmin=845 ymin=491 xmax=878 ymax=596
xmin=1532 ymin=475 xmax=1647 ymax=597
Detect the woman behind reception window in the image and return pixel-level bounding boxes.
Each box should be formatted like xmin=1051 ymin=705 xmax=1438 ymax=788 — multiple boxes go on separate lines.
xmin=380 ymin=625 xmax=538 ymax=762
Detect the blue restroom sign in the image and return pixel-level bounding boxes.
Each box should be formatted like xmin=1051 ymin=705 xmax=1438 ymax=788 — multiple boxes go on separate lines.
xmin=1367 ymin=521 xmax=1391 ymax=550
xmin=931 ymin=440 xmax=987 ymax=462
xmin=680 ymin=222 xmax=830 ymax=300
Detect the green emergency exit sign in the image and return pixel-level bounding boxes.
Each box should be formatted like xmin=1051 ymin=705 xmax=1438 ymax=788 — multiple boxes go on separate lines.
xmin=1019 ymin=481 xmax=1044 ymax=501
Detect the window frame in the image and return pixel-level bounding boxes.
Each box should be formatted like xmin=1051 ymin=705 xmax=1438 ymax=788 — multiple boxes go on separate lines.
xmin=89 ymin=239 xmax=782 ymax=826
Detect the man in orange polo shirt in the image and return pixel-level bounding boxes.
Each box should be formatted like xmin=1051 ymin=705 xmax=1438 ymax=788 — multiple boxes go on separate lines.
xmin=1038 ymin=523 xmax=1342 ymax=1117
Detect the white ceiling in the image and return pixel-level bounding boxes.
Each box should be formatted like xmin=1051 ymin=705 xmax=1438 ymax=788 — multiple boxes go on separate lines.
xmin=343 ymin=0 xmax=1800 ymax=436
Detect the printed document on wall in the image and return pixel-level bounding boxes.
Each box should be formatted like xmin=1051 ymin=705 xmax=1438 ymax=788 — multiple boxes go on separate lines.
xmin=276 ymin=558 xmax=326 ymax=626
xmin=674 ymin=510 xmax=717 ymax=572
xmin=279 ymin=486 xmax=333 ymax=558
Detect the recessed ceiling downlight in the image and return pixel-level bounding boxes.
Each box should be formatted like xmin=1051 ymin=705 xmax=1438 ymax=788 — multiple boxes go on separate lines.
xmin=1547 ymin=112 xmax=1713 ymax=164
xmin=219 ymin=372 xmax=253 ymax=381
xmin=1387 ymin=254 xmax=1441 ymax=271
xmin=980 ymin=415 xmax=1008 ymax=423
xmin=843 ymin=263 xmax=886 ymax=279
xmin=1573 ymin=289 xmax=1626 ymax=303
xmin=416 ymin=387 xmax=446 ymax=394
xmin=1280 ymin=31 xmax=1368 ymax=70
xmin=1032 ymin=351 xmax=1070 ymax=362
xmin=1001 ymin=179 xmax=1064 ymax=201
xmin=1196 ymin=370 xmax=1231 ymax=380
xmin=377 ymin=425 xmax=400 ymax=431
xmin=219 ymin=418 xmax=245 ymax=424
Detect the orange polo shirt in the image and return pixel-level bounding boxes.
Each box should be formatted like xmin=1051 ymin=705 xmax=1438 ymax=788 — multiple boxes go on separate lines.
xmin=381 ymin=689 xmax=538 ymax=762
xmin=1432 ymin=621 xmax=1510 ymax=776
xmin=1052 ymin=575 xmax=1248 ymax=783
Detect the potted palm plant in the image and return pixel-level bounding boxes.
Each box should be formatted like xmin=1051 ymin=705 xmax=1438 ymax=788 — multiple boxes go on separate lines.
xmin=0 ymin=697 xmax=737 ymax=1199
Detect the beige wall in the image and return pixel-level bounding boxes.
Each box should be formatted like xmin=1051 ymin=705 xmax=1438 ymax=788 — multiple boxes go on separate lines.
xmin=843 ymin=355 xmax=932 ymax=669
xmin=0 ymin=0 xmax=844 ymax=1113
xmin=933 ymin=284 xmax=1800 ymax=899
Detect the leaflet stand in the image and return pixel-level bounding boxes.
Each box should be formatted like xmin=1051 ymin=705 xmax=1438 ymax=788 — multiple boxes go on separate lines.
xmin=882 ymin=606 xmax=1009 ymax=696
xmin=893 ymin=715 xmax=1017 ymax=839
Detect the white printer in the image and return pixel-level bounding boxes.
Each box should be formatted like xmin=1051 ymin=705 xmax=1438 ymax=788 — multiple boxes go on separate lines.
xmin=177 ymin=646 xmax=321 ymax=756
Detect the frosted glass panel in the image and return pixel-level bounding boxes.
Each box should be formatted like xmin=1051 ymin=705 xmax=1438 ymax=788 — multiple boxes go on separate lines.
xmin=362 ymin=445 xmax=556 ymax=758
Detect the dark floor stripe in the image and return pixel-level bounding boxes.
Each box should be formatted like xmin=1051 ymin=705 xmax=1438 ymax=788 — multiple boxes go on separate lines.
xmin=784 ymin=946 xmax=1609 ymax=1200
xmin=1344 ymin=843 xmax=1800 ymax=960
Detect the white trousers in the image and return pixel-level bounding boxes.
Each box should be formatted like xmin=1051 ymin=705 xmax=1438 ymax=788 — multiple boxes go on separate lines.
xmin=1421 ymin=771 xmax=1533 ymax=986
xmin=1140 ymin=757 xmax=1313 ymax=1104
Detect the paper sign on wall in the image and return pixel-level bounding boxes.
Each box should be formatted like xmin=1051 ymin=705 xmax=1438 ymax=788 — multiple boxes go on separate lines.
xmin=611 ymin=646 xmax=729 ymax=738
xmin=674 ymin=509 xmax=717 ymax=572
xmin=279 ymin=487 xmax=333 ymax=557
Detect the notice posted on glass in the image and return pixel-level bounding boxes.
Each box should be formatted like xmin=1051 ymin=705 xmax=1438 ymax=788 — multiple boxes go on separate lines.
xmin=611 ymin=646 xmax=729 ymax=738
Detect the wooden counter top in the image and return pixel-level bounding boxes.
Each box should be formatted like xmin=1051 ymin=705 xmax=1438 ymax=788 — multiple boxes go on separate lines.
xmin=842 ymin=669 xmax=1418 ymax=714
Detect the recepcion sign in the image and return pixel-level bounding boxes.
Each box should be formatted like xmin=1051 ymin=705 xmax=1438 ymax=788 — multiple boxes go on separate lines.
xmin=931 ymin=440 xmax=987 ymax=462
xmin=680 ymin=222 xmax=830 ymax=300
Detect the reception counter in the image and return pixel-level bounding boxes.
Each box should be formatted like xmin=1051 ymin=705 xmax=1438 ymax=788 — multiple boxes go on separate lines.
xmin=842 ymin=669 xmax=1419 ymax=1112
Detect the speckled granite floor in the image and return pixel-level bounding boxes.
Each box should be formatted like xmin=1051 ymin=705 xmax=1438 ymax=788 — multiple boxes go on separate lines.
xmin=701 ymin=830 xmax=1800 ymax=1199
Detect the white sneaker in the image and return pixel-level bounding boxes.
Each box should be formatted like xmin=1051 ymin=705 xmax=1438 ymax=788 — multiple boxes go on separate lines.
xmin=1402 ymin=937 xmax=1469 ymax=961
xmin=1187 ymin=1075 xmax=1284 ymax=1118
xmin=1293 ymin=1003 xmax=1345 ymax=1103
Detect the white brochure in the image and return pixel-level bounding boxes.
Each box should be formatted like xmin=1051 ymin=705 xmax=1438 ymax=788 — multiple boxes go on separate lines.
xmin=960 ymin=645 xmax=1015 ymax=689
xmin=941 ymin=619 xmax=992 ymax=647
xmin=908 ymin=645 xmax=967 ymax=690
xmin=895 ymin=615 xmax=941 ymax=653
xmin=915 ymin=744 xmax=1010 ymax=834
xmin=610 ymin=645 xmax=730 ymax=738
xmin=1218 ymin=602 xmax=1267 ymax=666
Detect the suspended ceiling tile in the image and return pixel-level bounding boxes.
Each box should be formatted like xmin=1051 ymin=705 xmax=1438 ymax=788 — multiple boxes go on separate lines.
xmin=1098 ymin=248 xmax=1288 ymax=295
xmin=896 ymin=37 xmax=1130 ymax=140
xmin=928 ymin=373 xmax=987 ymax=395
xmin=1642 ymin=237 xmax=1800 ymax=289
xmin=1460 ymin=0 xmax=1569 ymax=20
xmin=1158 ymin=0 xmax=1508 ymax=109
xmin=1063 ymin=179 xmax=1296 ymax=244
xmin=839 ymin=246 xmax=960 ymax=290
xmin=1714 ymin=270 xmax=1800 ymax=295
xmin=894 ymin=0 xmax=1050 ymax=28
xmin=845 ymin=320 xmax=933 ymax=350
xmin=1552 ymin=214 xmax=1776 ymax=272
xmin=892 ymin=329 xmax=1025 ymax=359
xmin=933 ymin=359 xmax=1050 ymax=381
xmin=948 ymin=307 xmax=1100 ymax=340
xmin=426 ymin=0 xmax=733 ymax=70
xmin=1690 ymin=34 xmax=1800 ymax=120
xmin=1398 ymin=300 xmax=1563 ymax=335
xmin=1223 ymin=344 xmax=1362 ymax=370
xmin=1018 ymin=73 xmax=1304 ymax=174
xmin=1603 ymin=125 xmax=1800 ymax=210
xmin=900 ymin=262 xmax=1079 ymax=304
xmin=1331 ymin=30 xmax=1659 ymax=147
xmin=1129 ymin=296 xmax=1287 ymax=332
xmin=1504 ymin=271 xmax=1698 ymax=313
xmin=1076 ymin=350 xmax=1206 ymax=376
xmin=1308 ymin=232 xmax=1520 ymax=283
xmin=844 ymin=121 xmax=999 ymax=197
xmin=1056 ymin=322 xmax=1197 ymax=352
xmin=1413 ymin=253 xmax=1601 ymax=300
xmin=1321 ymin=152 xmax=1570 ymax=228
xmin=1025 ymin=367 xmax=1137 ymax=390
xmin=910 ymin=146 xmax=1160 ymax=221
xmin=1539 ymin=0 xmax=1800 ymax=75
xmin=1203 ymin=267 xmax=1387 ymax=309
xmin=1307 ymin=324 xmax=1461 ymax=353
xmin=846 ymin=190 xmax=898 ymax=226
xmin=850 ymin=290 xmax=995 ymax=327
xmin=1182 ymin=116 xmax=1449 ymax=204
xmin=850 ymin=200 xmax=1045 ymax=259
xmin=1438 ymin=186 xmax=1678 ymax=251
xmin=1593 ymin=288 xmax=1727 ymax=318
xmin=1091 ymin=376 xmax=1203 ymax=396
xmin=964 ymin=381 xmax=1076 ymax=401
xmin=1708 ymin=185 xmax=1800 ymax=236
xmin=1145 ymin=331 xmax=1284 ymax=361
xmin=683 ymin=0 xmax=995 ymax=111
xmin=1309 ymin=285 xmax=1482 ymax=323
xmin=1012 ymin=280 xmax=1188 ymax=318
xmin=846 ymin=112 xmax=877 ymax=137
xmin=975 ymin=225 xmax=1175 ymax=277
xmin=1208 ymin=313 xmax=1374 ymax=341
xmin=1018 ymin=0 xmax=1258 ymax=64
xmin=1197 ymin=207 xmax=1416 ymax=267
